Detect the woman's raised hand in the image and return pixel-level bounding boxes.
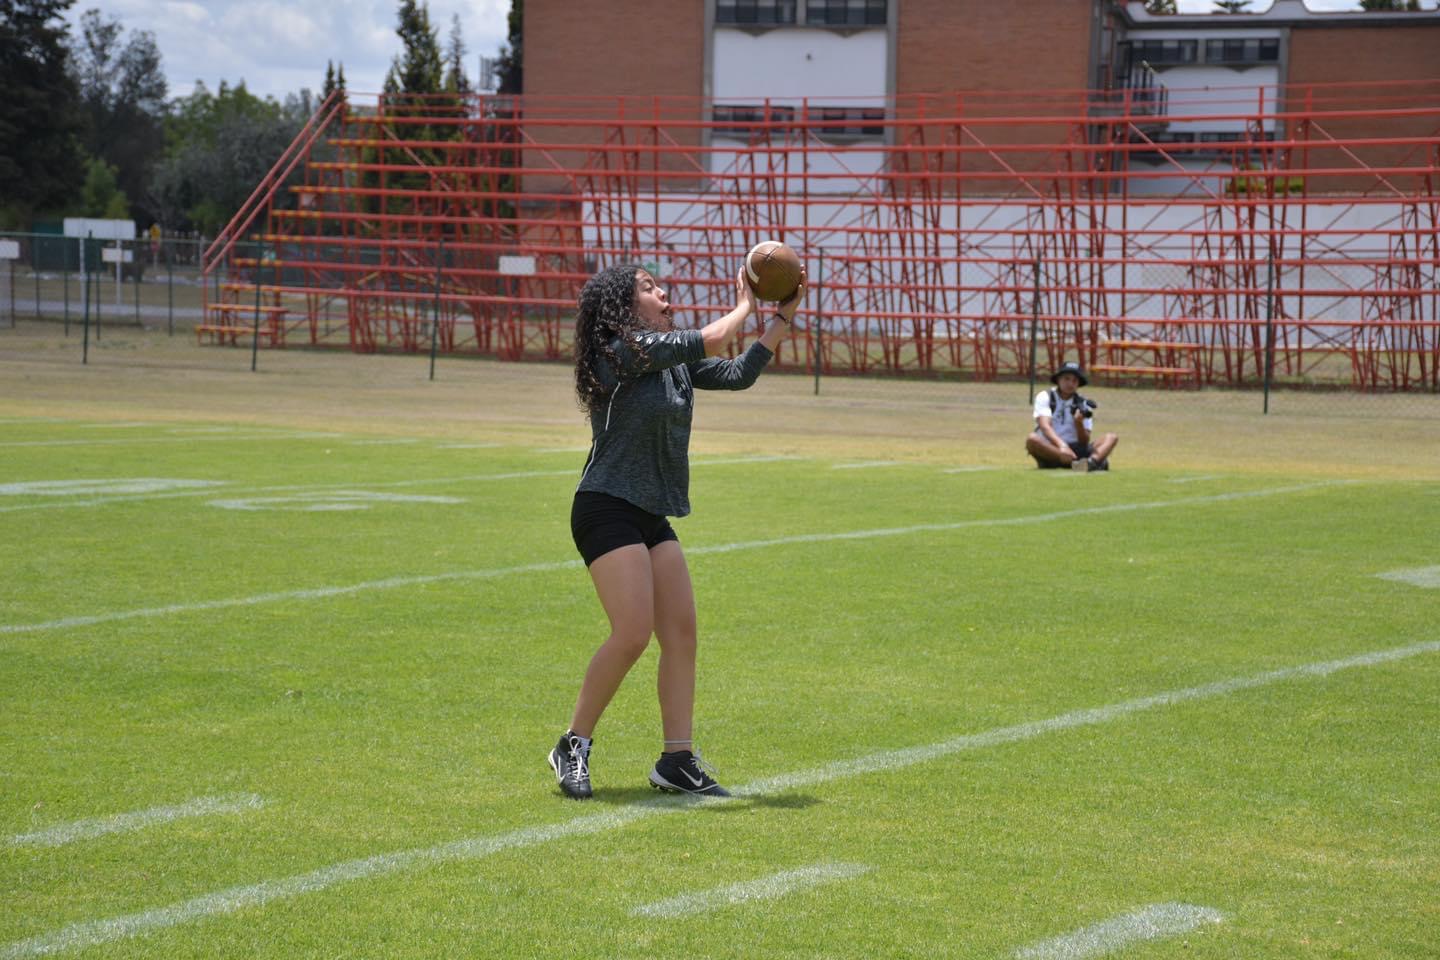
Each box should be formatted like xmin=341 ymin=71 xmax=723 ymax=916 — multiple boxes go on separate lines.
xmin=775 ymin=268 xmax=807 ymax=324
xmin=735 ymin=266 xmax=759 ymax=317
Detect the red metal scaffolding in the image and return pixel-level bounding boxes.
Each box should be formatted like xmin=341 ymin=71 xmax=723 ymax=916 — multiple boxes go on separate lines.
xmin=201 ymin=81 xmax=1440 ymax=390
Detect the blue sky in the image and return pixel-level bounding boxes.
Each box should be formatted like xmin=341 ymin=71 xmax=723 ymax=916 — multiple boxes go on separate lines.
xmin=69 ymin=1 xmax=1434 ymax=105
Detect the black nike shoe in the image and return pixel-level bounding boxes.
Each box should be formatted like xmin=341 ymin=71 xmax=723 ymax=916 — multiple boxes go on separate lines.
xmin=649 ymin=749 xmax=730 ymax=797
xmin=548 ymin=732 xmax=592 ymax=799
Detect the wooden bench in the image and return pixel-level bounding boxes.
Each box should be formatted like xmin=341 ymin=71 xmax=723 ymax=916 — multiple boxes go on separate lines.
xmin=197 ymin=304 xmax=288 ymax=346
xmin=1089 ymin=363 xmax=1198 ymax=384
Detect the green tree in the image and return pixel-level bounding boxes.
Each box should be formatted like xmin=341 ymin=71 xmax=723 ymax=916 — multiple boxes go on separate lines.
xmin=150 ymin=80 xmax=306 ymax=233
xmin=1212 ymin=1 xmax=1253 ymax=11
xmin=391 ymin=0 xmax=443 ymax=96
xmin=1144 ymin=0 xmax=1178 ymax=13
xmin=79 ymin=155 xmax=128 ymax=217
xmin=71 ymin=8 xmax=167 ymax=222
xmin=497 ymin=0 xmax=522 ymax=94
xmin=0 ymin=0 xmax=85 ymax=225
xmin=1359 ymin=0 xmax=1421 ymax=9
xmin=443 ymin=13 xmax=470 ymax=94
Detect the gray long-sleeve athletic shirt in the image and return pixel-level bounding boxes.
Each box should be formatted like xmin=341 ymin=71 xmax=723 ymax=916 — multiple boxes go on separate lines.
xmin=575 ymin=328 xmax=775 ymax=517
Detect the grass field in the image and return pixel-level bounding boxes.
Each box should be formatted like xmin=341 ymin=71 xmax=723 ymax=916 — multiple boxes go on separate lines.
xmin=2 ymin=325 xmax=1438 ymax=958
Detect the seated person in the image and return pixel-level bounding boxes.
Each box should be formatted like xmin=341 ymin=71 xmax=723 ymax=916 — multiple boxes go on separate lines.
xmin=1025 ymin=361 xmax=1117 ymax=472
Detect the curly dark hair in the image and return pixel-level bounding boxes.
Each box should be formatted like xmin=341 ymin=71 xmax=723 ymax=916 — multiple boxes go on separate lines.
xmin=573 ymin=263 xmax=650 ymax=414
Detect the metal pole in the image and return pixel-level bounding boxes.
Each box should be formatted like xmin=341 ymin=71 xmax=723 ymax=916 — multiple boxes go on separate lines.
xmin=133 ymin=240 xmax=141 ymax=328
xmin=82 ymin=235 xmax=91 ymax=364
xmin=8 ymin=259 xmax=14 ymax=328
xmin=92 ymin=234 xmax=102 ymax=340
xmin=63 ymin=237 xmax=70 ymax=335
xmin=167 ymin=237 xmax=174 ymax=336
xmin=33 ymin=240 xmax=41 ymax=320
xmin=429 ymin=238 xmax=443 ymax=381
xmin=813 ymin=248 xmax=823 ymax=396
xmin=1263 ymin=251 xmax=1276 ymax=415
xmin=1027 ymin=255 xmax=1041 ymax=401
xmin=251 ymin=239 xmax=263 ymax=372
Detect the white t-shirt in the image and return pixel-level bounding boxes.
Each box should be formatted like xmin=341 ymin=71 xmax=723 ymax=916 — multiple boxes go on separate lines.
xmin=1033 ymin=389 xmax=1092 ymax=445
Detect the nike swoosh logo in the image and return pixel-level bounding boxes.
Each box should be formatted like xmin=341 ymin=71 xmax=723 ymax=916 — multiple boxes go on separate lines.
xmin=680 ymin=769 xmax=706 ymax=787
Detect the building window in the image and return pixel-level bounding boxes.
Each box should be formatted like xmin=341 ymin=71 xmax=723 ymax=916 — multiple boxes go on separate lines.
xmin=712 ymin=104 xmax=797 ymax=137
xmin=805 ymin=0 xmax=887 ymax=26
xmin=712 ymin=104 xmax=884 ymax=139
xmin=716 ymin=0 xmax=798 ymax=25
xmin=812 ymin=106 xmax=886 ymax=137
xmin=1119 ymin=38 xmax=1198 ymax=74
xmin=1204 ymin=38 xmax=1280 ymax=65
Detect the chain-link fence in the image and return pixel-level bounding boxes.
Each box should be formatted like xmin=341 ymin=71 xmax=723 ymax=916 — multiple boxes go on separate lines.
xmin=0 ymin=231 xmax=227 ymax=338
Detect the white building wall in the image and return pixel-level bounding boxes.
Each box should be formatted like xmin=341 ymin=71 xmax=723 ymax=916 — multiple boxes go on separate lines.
xmin=712 ymin=28 xmax=887 ymax=103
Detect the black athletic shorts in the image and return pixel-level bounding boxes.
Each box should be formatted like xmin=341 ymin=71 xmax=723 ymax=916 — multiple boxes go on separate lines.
xmin=1032 ymin=437 xmax=1091 ymax=469
xmin=570 ymin=491 xmax=679 ymax=566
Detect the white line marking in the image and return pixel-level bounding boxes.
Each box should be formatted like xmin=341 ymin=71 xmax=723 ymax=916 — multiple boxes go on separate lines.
xmin=0 ymin=434 xmax=333 ymax=448
xmin=3 ymin=641 xmax=1431 ymax=958
xmin=344 ymin=438 xmax=422 ymax=446
xmin=208 ymin=492 xmax=464 ymax=512
xmin=74 ymin=422 xmax=157 ymax=429
xmin=1167 ymin=474 xmax=1224 ymax=484
xmin=0 ymin=479 xmax=224 ymax=497
xmin=831 ymin=460 xmax=901 ymax=469
xmin=435 ymin=443 xmax=503 ymax=449
xmin=1375 ymin=566 xmax=1440 ymax=589
xmin=7 ymin=795 xmax=265 ymax=849
xmin=1014 ymin=903 xmax=1225 ymax=959
xmin=0 ymin=482 xmax=1342 ymax=636
xmin=534 ymin=446 xmax=592 ymax=454
xmin=0 ymin=457 xmax=792 ymax=515
xmin=165 ymin=427 xmax=239 ymax=435
xmin=630 ymin=863 xmax=870 ymax=918
xmin=941 ymin=466 xmax=999 ymax=474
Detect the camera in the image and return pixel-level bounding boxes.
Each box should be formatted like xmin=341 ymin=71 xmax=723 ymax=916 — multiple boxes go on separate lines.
xmin=1070 ymin=396 xmax=1097 ymax=417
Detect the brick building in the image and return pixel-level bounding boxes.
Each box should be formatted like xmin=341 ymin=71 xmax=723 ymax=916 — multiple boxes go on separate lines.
xmin=521 ymin=0 xmax=1439 ymax=187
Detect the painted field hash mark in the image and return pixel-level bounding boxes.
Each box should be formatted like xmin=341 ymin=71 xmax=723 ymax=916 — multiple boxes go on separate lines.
xmin=8 ymin=795 xmax=266 ymax=849
xmin=3 ymin=640 xmax=1432 ymax=959
xmin=630 ymin=863 xmax=870 ymax=918
xmin=1014 ymin=903 xmax=1225 ymax=959
xmin=1375 ymin=566 xmax=1440 ymax=589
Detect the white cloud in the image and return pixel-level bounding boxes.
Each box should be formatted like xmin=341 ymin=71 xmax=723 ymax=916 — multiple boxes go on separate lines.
xmin=69 ymin=0 xmax=512 ymax=102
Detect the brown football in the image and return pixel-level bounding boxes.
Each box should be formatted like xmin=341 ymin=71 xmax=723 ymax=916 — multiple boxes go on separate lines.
xmin=744 ymin=241 xmax=802 ymax=302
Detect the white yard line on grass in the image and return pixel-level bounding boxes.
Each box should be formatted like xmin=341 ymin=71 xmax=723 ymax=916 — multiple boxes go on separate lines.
xmin=0 ymin=456 xmax=795 ymax=515
xmin=7 ymin=795 xmax=266 ymax=849
xmin=630 ymin=863 xmax=870 ymax=918
xmin=0 ymin=482 xmax=1346 ymax=636
xmin=1375 ymin=566 xmax=1440 ymax=589
xmin=831 ymin=460 xmax=901 ymax=469
xmin=941 ymin=466 xmax=999 ymax=474
xmin=0 ymin=434 xmax=336 ymax=449
xmin=3 ymin=640 xmax=1433 ymax=958
xmin=1014 ymin=903 xmax=1225 ymax=959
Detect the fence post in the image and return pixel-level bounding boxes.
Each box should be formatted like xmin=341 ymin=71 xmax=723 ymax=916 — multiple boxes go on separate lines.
xmin=82 ymin=232 xmax=92 ymax=364
xmin=132 ymin=239 xmax=141 ymax=328
xmin=167 ymin=237 xmax=174 ymax=336
xmin=33 ymin=240 xmax=41 ymax=320
xmin=62 ymin=237 xmax=70 ymax=335
xmin=813 ymin=248 xmax=823 ymax=396
xmin=1027 ymin=255 xmax=1041 ymax=402
xmin=429 ymin=238 xmax=443 ymax=381
xmin=8 ymin=258 xmax=14 ymax=328
xmin=251 ymin=238 xmax=264 ymax=372
xmin=1263 ymin=251 xmax=1275 ymax=415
